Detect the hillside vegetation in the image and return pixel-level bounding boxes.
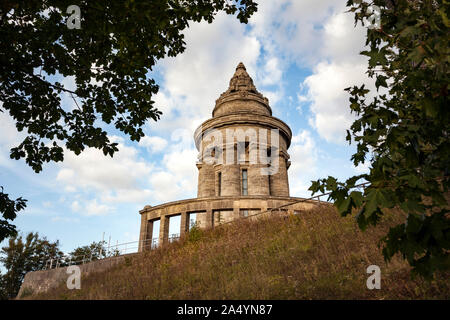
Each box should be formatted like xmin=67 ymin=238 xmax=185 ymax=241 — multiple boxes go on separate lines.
xmin=28 ymin=205 xmax=449 ymax=299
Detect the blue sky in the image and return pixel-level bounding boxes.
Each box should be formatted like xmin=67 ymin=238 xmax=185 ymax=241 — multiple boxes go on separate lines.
xmin=0 ymin=1 xmax=374 ymax=257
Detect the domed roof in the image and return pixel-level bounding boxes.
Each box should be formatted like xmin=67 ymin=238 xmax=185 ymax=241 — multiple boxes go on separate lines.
xmin=212 ymin=62 xmax=272 ymax=117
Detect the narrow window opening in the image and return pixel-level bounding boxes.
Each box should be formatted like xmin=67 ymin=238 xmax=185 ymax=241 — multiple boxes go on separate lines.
xmin=188 ymin=213 xmax=197 ymax=230
xmin=218 ymin=172 xmax=222 ymax=196
xmin=268 ymin=174 xmax=271 ymax=196
xmin=242 ymin=169 xmax=248 ymax=195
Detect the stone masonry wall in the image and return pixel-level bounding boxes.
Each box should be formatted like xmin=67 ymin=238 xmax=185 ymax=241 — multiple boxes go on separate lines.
xmin=17 ymin=253 xmax=137 ymax=298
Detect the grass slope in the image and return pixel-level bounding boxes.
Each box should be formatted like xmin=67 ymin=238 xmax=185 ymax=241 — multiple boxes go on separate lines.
xmin=30 ymin=205 xmax=449 ymax=299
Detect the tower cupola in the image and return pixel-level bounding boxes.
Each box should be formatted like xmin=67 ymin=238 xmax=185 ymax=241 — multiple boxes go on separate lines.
xmin=212 ymin=62 xmax=272 ymax=118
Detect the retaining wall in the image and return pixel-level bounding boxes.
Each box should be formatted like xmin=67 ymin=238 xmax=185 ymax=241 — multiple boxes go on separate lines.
xmin=17 ymin=253 xmax=137 ymax=298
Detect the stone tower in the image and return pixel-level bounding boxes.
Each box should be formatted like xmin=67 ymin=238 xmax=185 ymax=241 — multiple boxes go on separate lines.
xmin=138 ymin=62 xmax=318 ymax=251
xmin=194 ymin=62 xmax=291 ymax=198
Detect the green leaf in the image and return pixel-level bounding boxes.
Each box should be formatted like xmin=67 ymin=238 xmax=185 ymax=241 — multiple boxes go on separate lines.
xmin=336 ymin=197 xmax=352 ymax=215
xmin=350 ymin=191 xmax=363 ymax=208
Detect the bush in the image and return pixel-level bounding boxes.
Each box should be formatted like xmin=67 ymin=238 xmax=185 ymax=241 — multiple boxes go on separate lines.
xmin=187 ymin=223 xmax=203 ymax=243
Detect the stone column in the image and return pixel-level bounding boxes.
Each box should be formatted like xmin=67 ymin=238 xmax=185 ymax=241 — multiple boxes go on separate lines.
xmin=180 ymin=212 xmax=188 ymax=238
xmin=269 ymin=154 xmax=290 ymax=196
xmin=197 ymin=163 xmax=215 ymax=197
xmin=144 ymin=220 xmax=154 ymax=250
xmin=222 ymin=164 xmax=240 ymax=196
xmin=197 ymin=210 xmax=213 ymax=229
xmin=205 ymin=209 xmax=213 ymax=229
xmin=248 ymin=164 xmax=270 ymax=196
xmin=233 ymin=205 xmax=240 ymax=221
xmin=249 ymin=141 xmax=269 ymax=196
xmin=261 ymin=200 xmax=268 ymax=214
xmin=138 ymin=213 xmax=150 ymax=252
xmin=159 ymin=215 xmax=170 ymax=245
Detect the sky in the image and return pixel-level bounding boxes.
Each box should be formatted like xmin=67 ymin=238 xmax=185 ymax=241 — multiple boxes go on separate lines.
xmin=0 ymin=0 xmax=374 ymax=257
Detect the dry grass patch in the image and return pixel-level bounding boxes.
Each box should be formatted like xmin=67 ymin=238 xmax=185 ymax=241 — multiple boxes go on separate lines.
xmin=29 ymin=205 xmax=449 ymax=299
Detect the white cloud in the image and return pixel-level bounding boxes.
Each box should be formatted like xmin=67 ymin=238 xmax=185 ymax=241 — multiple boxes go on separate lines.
xmin=288 ymin=130 xmax=318 ymax=197
xmin=354 ymin=160 xmax=371 ymax=174
xmin=249 ymin=0 xmax=341 ymax=67
xmin=290 ymin=130 xmax=317 ymax=175
xmin=71 ymin=200 xmax=81 ymax=212
xmin=260 ymin=57 xmax=282 ymax=86
xmin=85 ymin=199 xmax=113 ymax=216
xmin=139 ymin=136 xmax=168 ymax=153
xmin=149 ymin=171 xmax=182 ymax=203
xmin=54 ymin=131 xmax=198 ymax=209
xmin=301 ymin=61 xmax=371 ymax=143
xmin=262 ymin=90 xmax=282 ymax=109
xmin=71 ymin=199 xmax=113 ymax=216
xmin=0 ymin=110 xmax=25 ymax=168
xmin=320 ymin=11 xmax=367 ymax=64
xmin=53 ymin=136 xmax=156 ymax=215
xmin=149 ymin=142 xmax=198 ymax=203
xmin=56 ymin=137 xmax=152 ymax=192
xmin=294 ymin=6 xmax=375 ymax=144
xmin=57 ymin=168 xmax=75 ymax=182
xmin=0 ymin=111 xmax=22 ymax=148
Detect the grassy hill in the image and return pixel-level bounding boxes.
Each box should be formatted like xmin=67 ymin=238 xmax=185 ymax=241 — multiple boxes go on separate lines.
xmin=28 ymin=205 xmax=449 ymax=299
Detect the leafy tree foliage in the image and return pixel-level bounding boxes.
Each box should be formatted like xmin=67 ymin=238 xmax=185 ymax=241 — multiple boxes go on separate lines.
xmin=0 ymin=273 xmax=8 ymax=300
xmin=66 ymin=240 xmax=119 ymax=263
xmin=187 ymin=221 xmax=203 ymax=243
xmin=310 ymin=0 xmax=449 ymax=278
xmin=67 ymin=241 xmax=105 ymax=262
xmin=0 ymin=187 xmax=27 ymax=241
xmin=0 ymin=0 xmax=257 ymax=242
xmin=0 ymin=232 xmax=63 ymax=298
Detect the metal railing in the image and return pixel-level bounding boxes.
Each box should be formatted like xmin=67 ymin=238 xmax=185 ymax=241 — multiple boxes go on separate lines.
xmin=42 ymin=233 xmax=188 ymax=270
xmin=42 ymin=237 xmax=161 ymax=270
xmin=168 ymin=234 xmax=180 ymax=243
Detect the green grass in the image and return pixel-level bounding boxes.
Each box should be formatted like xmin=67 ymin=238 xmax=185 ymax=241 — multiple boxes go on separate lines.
xmin=29 ymin=205 xmax=449 ymax=299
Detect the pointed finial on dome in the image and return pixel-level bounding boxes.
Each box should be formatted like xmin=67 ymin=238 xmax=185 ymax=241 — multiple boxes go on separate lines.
xmin=224 ymin=62 xmax=259 ymax=95
xmin=236 ymin=62 xmax=246 ymax=70
xmin=212 ymin=62 xmax=272 ymax=117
